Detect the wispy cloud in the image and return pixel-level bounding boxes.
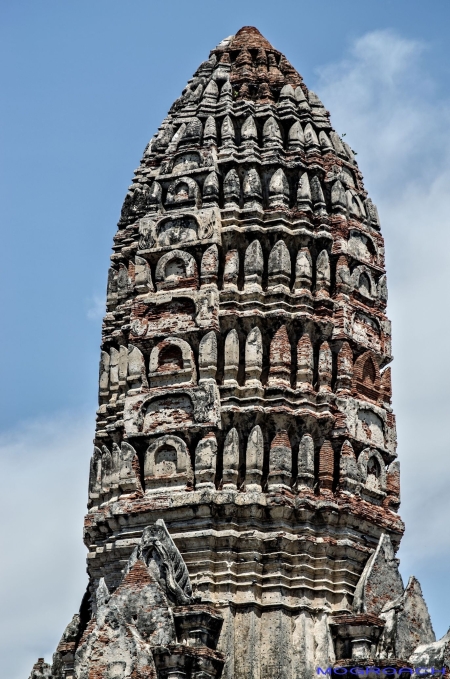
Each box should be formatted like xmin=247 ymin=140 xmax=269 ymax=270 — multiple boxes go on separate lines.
xmin=4 ymin=29 xmax=450 ymax=679
xmin=87 ymin=293 xmax=106 ymax=321
xmin=0 ymin=412 xmax=93 ymax=679
xmin=315 ymin=29 xmax=450 ymax=636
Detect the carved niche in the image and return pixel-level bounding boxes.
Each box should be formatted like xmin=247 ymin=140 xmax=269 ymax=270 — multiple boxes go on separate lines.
xmin=351 ymin=265 xmax=376 ymax=300
xmin=138 ymin=207 xmax=220 ymax=251
xmin=155 ymin=250 xmax=199 ymax=291
xmin=129 ymin=289 xmax=219 ymax=339
xmin=358 ymin=447 xmax=387 ymax=496
xmin=165 ymin=176 xmax=201 ymax=208
xmin=124 ymin=381 xmax=221 ymax=437
xmin=352 ymin=312 xmax=382 ymax=353
xmin=347 ymin=229 xmax=377 ymax=263
xmin=171 ymin=151 xmax=201 ymax=173
xmin=148 ymin=337 xmax=196 ymax=388
xmin=356 ymin=408 xmax=385 ymax=448
xmin=157 ymin=215 xmax=199 ymax=247
xmin=353 ymin=351 xmax=381 ymax=401
xmin=144 ymin=435 xmax=193 ymax=492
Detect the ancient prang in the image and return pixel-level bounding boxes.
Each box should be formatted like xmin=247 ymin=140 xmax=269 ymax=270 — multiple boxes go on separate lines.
xmin=28 ymin=26 xmax=450 ymax=679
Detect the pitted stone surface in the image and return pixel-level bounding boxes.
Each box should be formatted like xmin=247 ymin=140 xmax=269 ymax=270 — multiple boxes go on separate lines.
xmin=27 ymin=25 xmax=450 ymax=679
xmin=378 ymin=576 xmax=435 ymax=661
xmin=353 ymin=533 xmax=404 ymax=616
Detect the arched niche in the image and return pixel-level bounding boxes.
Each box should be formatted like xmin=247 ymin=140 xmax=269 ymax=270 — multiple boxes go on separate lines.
xmin=149 ymin=337 xmax=196 ymax=388
xmin=144 ymin=435 xmax=193 ymax=492
xmin=155 ymin=214 xmax=199 ymax=248
xmin=353 ymin=351 xmax=381 ymax=401
xmin=170 ymin=151 xmax=201 ymax=173
xmin=356 ymin=407 xmax=385 ymax=448
xmin=348 ymin=229 xmax=377 ymax=264
xmin=155 ymin=249 xmax=198 ymax=291
xmin=165 ymin=175 xmax=201 ymax=208
xmin=358 ymin=447 xmax=386 ymax=494
xmin=351 ymin=265 xmax=376 ymax=299
xmin=352 ymin=312 xmax=381 ymax=353
xmin=346 ymin=190 xmax=366 ymax=219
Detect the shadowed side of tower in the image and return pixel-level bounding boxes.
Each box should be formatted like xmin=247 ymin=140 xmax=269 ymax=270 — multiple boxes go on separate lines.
xmin=28 ymin=26 xmax=445 ymax=679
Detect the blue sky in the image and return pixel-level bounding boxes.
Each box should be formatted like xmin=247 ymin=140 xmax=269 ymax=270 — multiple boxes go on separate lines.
xmin=1 ymin=2 xmax=450 ymax=678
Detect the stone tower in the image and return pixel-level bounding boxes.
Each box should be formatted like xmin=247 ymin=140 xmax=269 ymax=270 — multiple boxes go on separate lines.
xmin=29 ymin=26 xmax=450 ymax=679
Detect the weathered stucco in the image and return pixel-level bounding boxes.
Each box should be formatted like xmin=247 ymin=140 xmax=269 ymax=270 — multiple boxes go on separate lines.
xmin=28 ymin=25 xmax=448 ymax=679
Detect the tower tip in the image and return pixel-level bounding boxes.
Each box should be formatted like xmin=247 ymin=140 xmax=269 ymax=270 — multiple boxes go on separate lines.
xmin=229 ymin=26 xmax=276 ymax=52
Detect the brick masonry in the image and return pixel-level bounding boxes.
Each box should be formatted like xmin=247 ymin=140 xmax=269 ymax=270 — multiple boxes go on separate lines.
xmin=28 ymin=26 xmax=449 ymax=679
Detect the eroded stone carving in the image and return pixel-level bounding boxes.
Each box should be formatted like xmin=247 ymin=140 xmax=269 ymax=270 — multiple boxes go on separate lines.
xmin=294 ymin=437 xmax=313 ymax=493
xmin=224 ymin=328 xmax=239 ymax=385
xmin=144 ymin=435 xmax=193 ymax=491
xmin=268 ymin=240 xmax=291 ymax=290
xmin=68 ymin=521 xmax=225 ymax=679
xmin=297 ymin=333 xmax=313 ymax=390
xmin=268 ymin=430 xmax=292 ymax=490
xmin=378 ymin=576 xmax=435 ymax=660
xmin=223 ymin=427 xmax=239 ymax=489
xmin=244 ymin=240 xmax=264 ymax=289
xmin=294 ymin=247 xmax=312 ymax=291
xmin=195 ymin=433 xmax=218 ymax=489
xmin=33 ymin=25 xmax=447 ymax=679
xmin=246 ymin=425 xmax=264 ymax=491
xmin=245 ymin=326 xmax=263 ymax=386
xmin=353 ymin=533 xmax=404 ymax=616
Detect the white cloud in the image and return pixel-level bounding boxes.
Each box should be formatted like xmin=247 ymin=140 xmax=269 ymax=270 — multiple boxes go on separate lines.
xmin=4 ymin=29 xmax=450 ymax=679
xmin=0 ymin=412 xmax=93 ymax=679
xmin=315 ymin=30 xmax=444 ymax=193
xmin=315 ymin=30 xmax=450 ymax=636
xmin=87 ymin=293 xmax=106 ymax=321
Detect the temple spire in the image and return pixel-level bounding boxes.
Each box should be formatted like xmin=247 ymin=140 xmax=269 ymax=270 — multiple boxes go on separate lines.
xmin=28 ymin=26 xmax=445 ymax=679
